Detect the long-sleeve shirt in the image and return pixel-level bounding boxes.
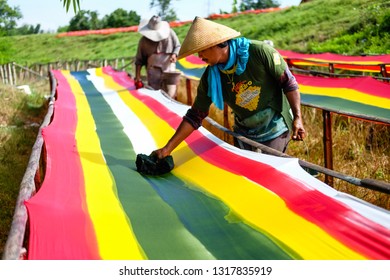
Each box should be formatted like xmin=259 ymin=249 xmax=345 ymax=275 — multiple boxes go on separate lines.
xmin=135 ymin=29 xmax=181 ymax=68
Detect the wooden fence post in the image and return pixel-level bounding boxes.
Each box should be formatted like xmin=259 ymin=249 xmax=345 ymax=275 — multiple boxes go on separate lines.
xmin=0 ymin=65 xmax=4 ymax=84
xmin=12 ymin=63 xmax=17 ymax=85
xmin=380 ymin=64 xmax=388 ymax=79
xmin=7 ymin=63 xmax=13 ymax=85
xmin=323 ymin=110 xmax=334 ymax=186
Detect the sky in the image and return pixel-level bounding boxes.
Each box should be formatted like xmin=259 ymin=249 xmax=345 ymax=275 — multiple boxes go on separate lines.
xmin=8 ymin=0 xmax=301 ymax=32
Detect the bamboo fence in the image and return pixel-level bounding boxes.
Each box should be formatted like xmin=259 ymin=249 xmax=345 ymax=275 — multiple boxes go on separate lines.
xmin=0 ymin=57 xmax=135 ymax=85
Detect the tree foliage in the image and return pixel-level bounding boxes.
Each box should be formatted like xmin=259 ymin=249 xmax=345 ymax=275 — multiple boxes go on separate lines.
xmin=239 ymin=0 xmax=280 ymax=11
xmin=0 ymin=0 xmax=40 ymax=41
xmin=68 ymin=10 xmax=100 ymax=31
xmin=61 ymin=0 xmax=178 ymax=21
xmin=11 ymin=24 xmax=42 ymax=35
xmin=150 ymin=0 xmax=178 ymax=21
xmin=60 ymin=0 xmax=178 ymax=23
xmin=67 ymin=9 xmax=141 ymax=31
xmin=102 ymin=9 xmax=140 ymax=28
xmin=0 ymin=0 xmax=22 ymax=34
xmin=232 ymin=0 xmax=238 ymax=13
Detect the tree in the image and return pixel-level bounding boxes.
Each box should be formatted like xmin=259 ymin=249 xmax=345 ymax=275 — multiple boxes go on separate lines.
xmin=10 ymin=24 xmax=42 ymax=35
xmin=60 ymin=0 xmax=177 ymax=21
xmin=60 ymin=0 xmax=178 ymax=21
xmin=68 ymin=10 xmax=100 ymax=31
xmin=232 ymin=0 xmax=238 ymax=13
xmin=101 ymin=9 xmax=140 ymax=28
xmin=239 ymin=0 xmax=280 ymax=11
xmin=0 ymin=0 xmax=22 ymax=34
xmin=150 ymin=0 xmax=178 ymax=21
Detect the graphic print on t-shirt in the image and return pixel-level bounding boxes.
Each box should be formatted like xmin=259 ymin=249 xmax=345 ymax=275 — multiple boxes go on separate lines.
xmin=233 ymin=80 xmax=261 ymax=111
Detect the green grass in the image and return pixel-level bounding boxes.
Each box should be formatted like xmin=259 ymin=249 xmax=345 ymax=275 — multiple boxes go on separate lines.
xmin=0 ymin=0 xmax=388 ymax=66
xmin=287 ymin=107 xmax=390 ymax=209
xmin=0 ymin=81 xmax=49 ymax=257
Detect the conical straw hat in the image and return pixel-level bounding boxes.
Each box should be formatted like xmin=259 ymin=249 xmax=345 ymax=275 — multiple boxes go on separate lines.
xmin=178 ymin=17 xmax=241 ymax=60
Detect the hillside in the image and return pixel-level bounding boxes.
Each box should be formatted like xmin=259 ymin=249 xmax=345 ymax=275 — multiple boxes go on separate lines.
xmin=1 ymin=0 xmax=389 ymax=65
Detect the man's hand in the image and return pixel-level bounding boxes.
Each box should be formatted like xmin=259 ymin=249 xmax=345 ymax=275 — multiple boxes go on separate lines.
xmin=291 ymin=117 xmax=306 ymax=141
xmin=169 ymin=54 xmax=178 ymax=63
xmin=150 ymin=147 xmax=170 ymax=160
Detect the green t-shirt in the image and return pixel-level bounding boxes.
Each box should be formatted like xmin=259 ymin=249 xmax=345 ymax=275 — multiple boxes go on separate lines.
xmin=193 ymin=40 xmax=293 ymax=140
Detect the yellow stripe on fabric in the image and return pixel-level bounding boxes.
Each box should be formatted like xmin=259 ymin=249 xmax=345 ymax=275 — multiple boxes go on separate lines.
xmin=178 ymin=58 xmax=207 ymax=69
xmin=97 ymin=71 xmax=366 ymax=259
xmin=63 ymin=70 xmax=145 ymax=260
xmin=95 ymin=69 xmax=218 ymax=259
xmin=172 ymin=149 xmax=366 ymax=260
xmin=299 ymin=84 xmax=390 ymax=109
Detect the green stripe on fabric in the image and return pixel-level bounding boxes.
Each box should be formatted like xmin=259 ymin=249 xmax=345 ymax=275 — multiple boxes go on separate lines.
xmin=72 ymin=71 xmax=213 ymax=260
xmin=301 ymin=94 xmax=390 ymax=122
xmin=147 ymin=176 xmax=296 ymax=260
xmin=73 ymin=70 xmax=296 ymax=260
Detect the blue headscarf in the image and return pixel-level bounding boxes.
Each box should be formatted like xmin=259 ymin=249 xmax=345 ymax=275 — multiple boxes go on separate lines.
xmin=208 ymin=38 xmax=251 ymax=110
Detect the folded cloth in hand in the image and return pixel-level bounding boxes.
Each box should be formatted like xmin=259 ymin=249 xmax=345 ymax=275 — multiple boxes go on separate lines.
xmin=136 ymin=153 xmax=174 ymax=176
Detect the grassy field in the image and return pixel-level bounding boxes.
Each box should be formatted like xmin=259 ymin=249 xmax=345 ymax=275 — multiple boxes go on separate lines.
xmin=0 ymin=79 xmax=49 ymax=257
xmin=1 ymin=0 xmax=389 ymax=257
xmin=1 ymin=0 xmax=389 ymax=65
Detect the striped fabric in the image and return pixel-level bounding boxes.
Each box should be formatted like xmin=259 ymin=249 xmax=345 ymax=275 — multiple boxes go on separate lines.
xmin=176 ymin=55 xmax=390 ymax=124
xmin=296 ymin=74 xmax=390 ymax=123
xmin=176 ymin=55 xmax=206 ymax=80
xmin=24 ymin=67 xmax=390 ymax=260
xmin=278 ymin=50 xmax=390 ymax=73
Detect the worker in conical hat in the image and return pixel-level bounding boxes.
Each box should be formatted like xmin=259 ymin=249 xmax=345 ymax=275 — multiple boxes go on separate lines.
xmin=152 ymin=16 xmax=305 ymax=163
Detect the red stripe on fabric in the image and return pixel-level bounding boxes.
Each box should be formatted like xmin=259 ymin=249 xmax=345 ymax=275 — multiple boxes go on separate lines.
xmin=105 ymin=66 xmax=390 ymax=259
xmin=278 ymin=50 xmax=390 ymax=64
xmin=288 ymin=59 xmax=383 ymax=72
xmin=181 ymin=130 xmax=390 ymax=260
xmin=24 ymin=70 xmax=100 ymax=260
xmin=295 ymin=74 xmax=390 ymax=99
xmin=332 ymin=64 xmax=382 ymax=71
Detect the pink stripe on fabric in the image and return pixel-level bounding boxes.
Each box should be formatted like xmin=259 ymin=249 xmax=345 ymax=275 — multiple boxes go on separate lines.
xmin=295 ymin=74 xmax=390 ymax=99
xmin=182 ymin=55 xmax=206 ymax=65
xmin=24 ymin=70 xmax=100 ymax=259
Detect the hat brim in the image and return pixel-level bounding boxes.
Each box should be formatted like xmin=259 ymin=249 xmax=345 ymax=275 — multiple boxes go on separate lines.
xmin=178 ymin=32 xmax=240 ymax=60
xmin=138 ymin=19 xmax=170 ymax=42
xmin=177 ymin=17 xmax=241 ymax=60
